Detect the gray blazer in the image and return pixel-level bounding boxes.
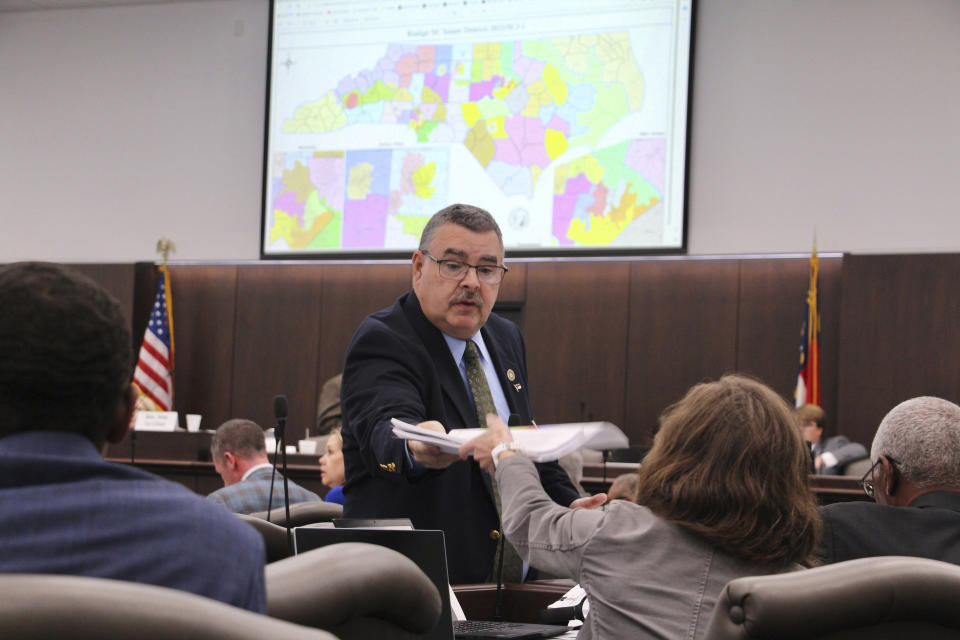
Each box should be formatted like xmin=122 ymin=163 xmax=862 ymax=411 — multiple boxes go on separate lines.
xmin=498 ymin=455 xmax=799 ymax=639
xmin=812 ymin=435 xmax=868 ymax=475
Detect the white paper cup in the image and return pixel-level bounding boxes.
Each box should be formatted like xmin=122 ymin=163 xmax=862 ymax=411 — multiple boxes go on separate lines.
xmin=186 ymin=414 xmax=202 ymax=432
xmin=298 ymin=439 xmax=318 ymax=454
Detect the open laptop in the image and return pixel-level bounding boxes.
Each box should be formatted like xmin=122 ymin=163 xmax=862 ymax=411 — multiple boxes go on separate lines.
xmin=294 ymin=527 xmax=570 ymax=639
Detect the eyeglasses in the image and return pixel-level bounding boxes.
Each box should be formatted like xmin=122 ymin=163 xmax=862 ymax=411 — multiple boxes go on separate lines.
xmin=422 ymin=251 xmax=508 ymax=285
xmin=859 ymin=455 xmax=899 ymax=499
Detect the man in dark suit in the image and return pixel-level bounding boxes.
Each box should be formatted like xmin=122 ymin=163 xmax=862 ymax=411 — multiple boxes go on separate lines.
xmin=819 ymin=396 xmax=960 ymax=565
xmin=0 ymin=263 xmax=266 ymax=611
xmin=341 ymin=203 xmax=600 ymax=584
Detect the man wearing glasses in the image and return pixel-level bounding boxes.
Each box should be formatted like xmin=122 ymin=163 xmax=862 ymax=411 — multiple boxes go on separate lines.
xmin=340 ymin=203 xmax=587 ymax=584
xmin=818 ymin=396 xmax=960 ymax=565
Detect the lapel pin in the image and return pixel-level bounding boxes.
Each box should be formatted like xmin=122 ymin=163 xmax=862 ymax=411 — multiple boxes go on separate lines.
xmin=506 ymin=369 xmax=516 ymax=381
xmin=514 ymin=383 xmax=522 ymax=392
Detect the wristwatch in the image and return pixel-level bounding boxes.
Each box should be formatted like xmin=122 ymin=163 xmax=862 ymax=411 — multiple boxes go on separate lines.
xmin=491 ymin=441 xmax=523 ymax=470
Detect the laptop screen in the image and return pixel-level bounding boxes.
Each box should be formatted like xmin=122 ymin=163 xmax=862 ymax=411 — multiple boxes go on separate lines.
xmin=294 ymin=527 xmax=456 ymax=640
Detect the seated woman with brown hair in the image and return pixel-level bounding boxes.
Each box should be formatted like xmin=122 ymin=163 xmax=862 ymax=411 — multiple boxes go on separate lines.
xmin=460 ymin=374 xmax=821 ymax=640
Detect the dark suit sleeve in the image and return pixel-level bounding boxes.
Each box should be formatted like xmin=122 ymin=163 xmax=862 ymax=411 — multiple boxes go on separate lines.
xmin=341 ymin=319 xmax=439 ymax=482
xmin=817 ymin=505 xmax=839 ymax=564
xmin=535 ymin=461 xmax=581 ymax=506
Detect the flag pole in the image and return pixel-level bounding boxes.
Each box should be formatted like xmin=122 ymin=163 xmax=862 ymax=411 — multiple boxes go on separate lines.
xmin=155 ymin=238 xmax=175 ymax=381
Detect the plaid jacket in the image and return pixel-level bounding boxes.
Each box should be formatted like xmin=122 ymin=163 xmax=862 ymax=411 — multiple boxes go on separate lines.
xmin=207 ymin=466 xmax=321 ymax=514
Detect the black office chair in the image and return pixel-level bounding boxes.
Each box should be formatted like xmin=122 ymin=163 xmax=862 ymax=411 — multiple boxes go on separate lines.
xmin=705 ymin=556 xmax=960 ymax=639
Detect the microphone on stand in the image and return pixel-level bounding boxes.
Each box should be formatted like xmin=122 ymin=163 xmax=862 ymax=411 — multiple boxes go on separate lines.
xmin=266 ymin=394 xmax=293 ymax=556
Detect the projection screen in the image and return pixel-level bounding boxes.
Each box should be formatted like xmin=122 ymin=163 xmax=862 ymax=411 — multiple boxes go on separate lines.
xmin=263 ymin=0 xmax=694 ymax=257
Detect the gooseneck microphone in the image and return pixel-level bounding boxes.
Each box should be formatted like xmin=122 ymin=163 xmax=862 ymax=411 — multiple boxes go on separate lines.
xmin=266 ymin=395 xmax=287 ymax=515
xmin=273 ymin=395 xmax=289 ymax=429
xmin=266 ymin=394 xmax=293 ymax=556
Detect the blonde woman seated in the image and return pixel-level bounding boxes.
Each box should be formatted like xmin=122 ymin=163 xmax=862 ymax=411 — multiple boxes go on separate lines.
xmin=318 ymin=428 xmax=345 ymax=505
xmin=460 ymin=375 xmax=820 ymax=639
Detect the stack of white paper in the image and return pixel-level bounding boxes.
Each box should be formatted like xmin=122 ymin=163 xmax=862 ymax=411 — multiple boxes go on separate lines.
xmin=390 ymin=418 xmax=628 ymax=462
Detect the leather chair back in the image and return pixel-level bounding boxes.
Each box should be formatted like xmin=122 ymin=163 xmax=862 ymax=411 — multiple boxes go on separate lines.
xmin=266 ymin=542 xmax=442 ymax=640
xmin=0 ymin=573 xmax=339 ymax=640
xmin=705 ymin=556 xmax=960 ymax=639
xmin=250 ymin=500 xmax=342 ymax=526
xmin=843 ymin=457 xmax=874 ymax=478
xmin=237 ymin=512 xmax=291 ymax=562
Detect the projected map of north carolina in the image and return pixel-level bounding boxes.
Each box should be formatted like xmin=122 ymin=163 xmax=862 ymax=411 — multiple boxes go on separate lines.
xmin=269 ymin=33 xmax=666 ymax=251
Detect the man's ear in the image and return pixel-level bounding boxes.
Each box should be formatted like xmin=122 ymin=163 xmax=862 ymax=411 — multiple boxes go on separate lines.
xmin=106 ymin=384 xmax=138 ymax=444
xmin=880 ymin=455 xmax=899 ymax=498
xmin=223 ymin=451 xmax=238 ymax=470
xmin=411 ymin=249 xmax=424 ymax=285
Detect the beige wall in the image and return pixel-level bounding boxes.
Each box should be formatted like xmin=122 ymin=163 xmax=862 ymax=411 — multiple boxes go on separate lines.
xmin=2 ymin=0 xmax=959 ymax=261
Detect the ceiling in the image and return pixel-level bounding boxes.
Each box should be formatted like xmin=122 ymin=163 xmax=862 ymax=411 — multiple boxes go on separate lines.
xmin=0 ymin=0 xmax=215 ymax=13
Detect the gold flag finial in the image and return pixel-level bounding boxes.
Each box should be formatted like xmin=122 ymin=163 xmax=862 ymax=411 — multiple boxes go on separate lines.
xmin=156 ymin=238 xmax=175 ymax=266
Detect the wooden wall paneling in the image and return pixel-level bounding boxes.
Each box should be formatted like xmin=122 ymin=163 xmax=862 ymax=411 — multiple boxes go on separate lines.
xmin=69 ymin=263 xmax=136 ymax=327
xmin=837 ymin=254 xmax=960 ymax=446
xmin=497 ymin=260 xmax=526 ymax=305
xmin=625 ymin=260 xmax=741 ymax=445
xmin=524 ymin=261 xmax=630 ymax=429
xmin=315 ymin=263 xmax=412 ymax=391
xmin=736 ymin=256 xmax=842 ymax=424
xmin=168 ymin=265 xmax=238 ymax=431
xmin=232 ymin=265 xmax=325 ymax=442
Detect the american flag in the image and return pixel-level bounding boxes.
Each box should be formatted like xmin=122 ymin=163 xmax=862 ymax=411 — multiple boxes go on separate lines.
xmin=794 ymin=245 xmax=820 ymax=407
xmin=133 ymin=265 xmax=175 ymax=411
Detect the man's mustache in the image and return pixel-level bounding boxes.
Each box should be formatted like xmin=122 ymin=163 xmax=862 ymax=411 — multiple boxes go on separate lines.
xmin=449 ymin=291 xmax=483 ymax=307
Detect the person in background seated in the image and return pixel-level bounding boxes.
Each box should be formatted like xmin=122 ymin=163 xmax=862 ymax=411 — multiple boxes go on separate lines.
xmin=315 ymin=373 xmax=343 ymax=436
xmin=0 ymin=263 xmax=266 ymax=612
xmin=207 ymin=419 xmax=320 ymax=514
xmin=796 ymin=403 xmax=867 ymax=474
xmin=461 ymin=375 xmax=821 ymax=640
xmin=819 ymin=396 xmax=960 ymax=565
xmin=318 ymin=428 xmax=346 ymax=505
xmin=607 ymin=472 xmax=638 ymax=501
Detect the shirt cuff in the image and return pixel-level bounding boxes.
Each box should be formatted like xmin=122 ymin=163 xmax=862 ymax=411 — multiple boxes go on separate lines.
xmin=821 ymin=451 xmax=838 ymax=469
xmin=404 ymin=440 xmax=424 ymax=471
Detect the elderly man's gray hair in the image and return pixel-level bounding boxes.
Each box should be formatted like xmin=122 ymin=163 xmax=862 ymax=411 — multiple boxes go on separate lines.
xmin=872 ymin=396 xmax=960 ymax=487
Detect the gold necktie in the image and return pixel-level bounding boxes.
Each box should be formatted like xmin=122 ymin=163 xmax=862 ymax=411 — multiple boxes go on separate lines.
xmin=463 ymin=340 xmax=524 ymax=583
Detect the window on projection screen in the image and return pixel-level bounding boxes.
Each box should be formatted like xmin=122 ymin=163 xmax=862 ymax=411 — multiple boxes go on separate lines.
xmin=263 ymin=0 xmax=693 ymax=256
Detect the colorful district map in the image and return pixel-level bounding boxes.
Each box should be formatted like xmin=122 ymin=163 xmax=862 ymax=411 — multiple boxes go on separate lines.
xmin=270 ymin=32 xmax=663 ymax=250
xmin=553 ymin=138 xmax=664 ymax=246
xmin=270 ymin=148 xmax=447 ymax=250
